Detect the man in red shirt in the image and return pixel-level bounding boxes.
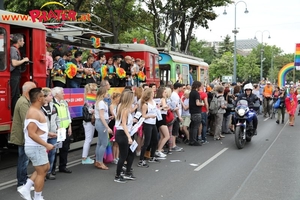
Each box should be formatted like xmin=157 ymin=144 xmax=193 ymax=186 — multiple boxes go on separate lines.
xmin=198 ymin=84 xmax=209 ymax=144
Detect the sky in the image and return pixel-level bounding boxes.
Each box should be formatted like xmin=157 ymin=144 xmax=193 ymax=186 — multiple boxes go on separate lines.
xmin=194 ymin=0 xmax=300 ymax=54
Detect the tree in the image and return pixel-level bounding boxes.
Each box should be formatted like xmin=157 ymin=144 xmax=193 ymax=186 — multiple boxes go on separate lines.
xmin=218 ymin=34 xmax=233 ymax=55
xmin=237 ymin=52 xmax=260 ymax=82
xmin=189 ymin=39 xmax=218 ymax=65
xmin=141 ymin=0 xmax=231 ymax=52
xmin=118 ymin=28 xmax=155 ymax=46
xmin=209 ymin=52 xmax=233 ymax=80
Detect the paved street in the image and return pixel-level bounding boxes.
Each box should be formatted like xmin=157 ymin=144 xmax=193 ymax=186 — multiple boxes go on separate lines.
xmin=1 ymin=115 xmax=300 ymax=200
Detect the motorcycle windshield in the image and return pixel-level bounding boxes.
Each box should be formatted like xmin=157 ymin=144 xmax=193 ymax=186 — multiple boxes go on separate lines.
xmin=237 ymin=100 xmax=248 ymax=107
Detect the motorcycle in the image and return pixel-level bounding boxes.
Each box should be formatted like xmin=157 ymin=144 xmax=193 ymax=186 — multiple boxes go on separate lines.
xmin=234 ymin=100 xmax=257 ymax=149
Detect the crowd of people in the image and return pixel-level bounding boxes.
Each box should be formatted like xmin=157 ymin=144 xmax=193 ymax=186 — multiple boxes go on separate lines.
xmin=10 ymin=77 xmax=300 ymax=199
xmin=9 ymin=36 xmax=300 ymax=197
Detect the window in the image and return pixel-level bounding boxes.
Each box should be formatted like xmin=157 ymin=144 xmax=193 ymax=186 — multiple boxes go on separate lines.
xmin=155 ymin=55 xmax=159 ymax=78
xmin=0 ymin=28 xmax=6 ymax=71
xmin=149 ymin=54 xmax=153 ymax=78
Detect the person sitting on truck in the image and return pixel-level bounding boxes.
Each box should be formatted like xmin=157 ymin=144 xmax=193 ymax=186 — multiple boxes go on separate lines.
xmin=52 ymin=49 xmax=67 ymax=88
xmin=83 ymin=54 xmax=96 ymax=85
xmin=10 ymin=34 xmax=29 ymax=116
xmin=68 ymin=51 xmax=85 ymax=88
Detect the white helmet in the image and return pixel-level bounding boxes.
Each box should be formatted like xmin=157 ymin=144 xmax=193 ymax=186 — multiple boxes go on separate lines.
xmin=244 ymin=83 xmax=253 ymax=91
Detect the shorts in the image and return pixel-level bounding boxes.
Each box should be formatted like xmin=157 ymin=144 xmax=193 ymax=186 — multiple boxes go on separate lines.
xmin=156 ymin=114 xmax=167 ymax=128
xmin=180 ymin=116 xmax=191 ymax=127
xmin=172 ymin=118 xmax=180 ymax=136
xmin=25 ymin=146 xmax=49 ymax=166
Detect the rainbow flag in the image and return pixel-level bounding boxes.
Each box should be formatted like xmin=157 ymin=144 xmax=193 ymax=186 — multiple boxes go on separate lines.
xmin=295 ymin=44 xmax=300 ymax=67
xmin=85 ymin=93 xmax=96 ymax=104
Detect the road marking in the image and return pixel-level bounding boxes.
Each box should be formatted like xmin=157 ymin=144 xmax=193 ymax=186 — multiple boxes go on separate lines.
xmin=263 ymin=117 xmax=269 ymax=121
xmin=194 ymin=148 xmax=228 ymax=171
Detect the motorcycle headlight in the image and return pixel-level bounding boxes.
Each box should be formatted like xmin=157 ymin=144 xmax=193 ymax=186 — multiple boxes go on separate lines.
xmin=238 ymin=109 xmax=245 ymax=116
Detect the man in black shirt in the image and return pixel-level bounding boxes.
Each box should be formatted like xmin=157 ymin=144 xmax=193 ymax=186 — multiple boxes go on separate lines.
xmin=189 ymin=81 xmax=204 ymax=146
xmin=10 ymin=34 xmax=29 ymax=116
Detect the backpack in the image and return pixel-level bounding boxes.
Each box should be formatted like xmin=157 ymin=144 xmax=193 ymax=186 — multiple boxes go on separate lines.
xmin=209 ymin=95 xmax=221 ymax=114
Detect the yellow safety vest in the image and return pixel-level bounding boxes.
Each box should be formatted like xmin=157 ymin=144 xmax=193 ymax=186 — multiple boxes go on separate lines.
xmin=54 ymin=102 xmax=70 ymax=128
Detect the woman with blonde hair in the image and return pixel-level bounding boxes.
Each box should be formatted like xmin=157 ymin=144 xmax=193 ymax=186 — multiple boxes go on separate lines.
xmin=138 ymin=88 xmax=159 ymax=167
xmin=94 ymin=87 xmax=112 ymax=169
xmin=114 ymin=90 xmax=135 ymax=183
xmin=165 ymin=87 xmax=174 ymax=151
xmin=155 ymin=87 xmax=170 ymax=157
xmin=81 ymin=83 xmax=97 ymax=164
xmin=108 ymin=92 xmax=121 ymax=164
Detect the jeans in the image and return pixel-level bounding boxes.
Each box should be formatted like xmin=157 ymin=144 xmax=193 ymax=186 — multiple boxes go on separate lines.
xmin=47 ymin=138 xmax=57 ymax=173
xmin=95 ymin=119 xmax=108 ymax=162
xmin=214 ymin=113 xmax=224 ymax=139
xmin=82 ymin=122 xmax=95 ymax=158
xmin=17 ymin=146 xmax=29 ymax=187
xmin=201 ymin=112 xmax=208 ymax=141
xmin=189 ymin=113 xmax=202 ymax=143
xmin=67 ymin=78 xmax=81 ymax=88
xmin=222 ymin=113 xmax=231 ymax=133
xmin=10 ymin=76 xmax=21 ymax=116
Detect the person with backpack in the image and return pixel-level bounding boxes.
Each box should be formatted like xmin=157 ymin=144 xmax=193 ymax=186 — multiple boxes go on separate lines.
xmin=210 ymin=85 xmax=226 ymax=140
xmin=188 ymin=81 xmax=204 ymax=146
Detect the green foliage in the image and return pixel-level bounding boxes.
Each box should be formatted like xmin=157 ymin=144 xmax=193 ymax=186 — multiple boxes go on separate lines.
xmin=209 ymin=52 xmax=233 ymax=80
xmin=218 ymin=34 xmax=233 ymax=55
xmin=189 ymin=39 xmax=218 ymax=65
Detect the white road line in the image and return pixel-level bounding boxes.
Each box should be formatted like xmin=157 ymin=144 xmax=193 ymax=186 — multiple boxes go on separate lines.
xmin=194 ymin=148 xmax=228 ymax=171
xmin=263 ymin=117 xmax=269 ymax=121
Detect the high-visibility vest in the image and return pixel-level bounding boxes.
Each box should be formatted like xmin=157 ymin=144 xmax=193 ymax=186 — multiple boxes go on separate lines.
xmin=54 ymin=102 xmax=70 ymax=128
xmin=263 ymin=86 xmax=273 ymax=97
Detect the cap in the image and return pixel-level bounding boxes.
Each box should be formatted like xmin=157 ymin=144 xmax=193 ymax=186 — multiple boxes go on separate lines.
xmin=266 ymin=81 xmax=271 ymax=84
xmin=209 ymin=83 xmax=215 ymax=89
xmin=231 ymin=82 xmax=237 ymax=86
xmin=174 ymin=82 xmax=185 ymax=89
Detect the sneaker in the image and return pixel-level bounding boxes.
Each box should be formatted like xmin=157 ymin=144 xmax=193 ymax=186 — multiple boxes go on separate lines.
xmin=82 ymin=157 xmax=95 ymax=164
xmin=122 ymin=165 xmax=134 ymax=172
xmin=149 ymin=157 xmax=160 ymax=163
xmin=170 ymin=146 xmax=183 ymax=152
xmin=33 ymin=196 xmax=45 ymax=200
xmin=112 ymin=158 xmax=119 ymax=164
xmin=46 ymin=173 xmax=56 ymax=180
xmin=114 ymin=175 xmax=127 ymax=183
xmin=201 ymin=140 xmax=209 ymax=144
xmin=122 ymin=172 xmax=136 ymax=180
xmin=18 ymin=185 xmax=32 ymax=200
xmin=155 ymin=151 xmax=167 ymax=158
xmin=137 ymin=160 xmax=149 ymax=168
xmin=17 ymin=185 xmax=34 ymax=192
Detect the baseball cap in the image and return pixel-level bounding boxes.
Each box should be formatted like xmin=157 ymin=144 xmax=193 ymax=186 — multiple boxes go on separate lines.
xmin=266 ymin=81 xmax=271 ymax=84
xmin=174 ymin=82 xmax=185 ymax=89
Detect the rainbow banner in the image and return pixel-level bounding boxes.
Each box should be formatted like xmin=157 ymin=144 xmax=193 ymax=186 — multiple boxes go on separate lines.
xmin=295 ymin=43 xmax=300 ymax=69
xmin=85 ymin=93 xmax=96 ymax=104
xmin=278 ymin=63 xmax=295 ymax=87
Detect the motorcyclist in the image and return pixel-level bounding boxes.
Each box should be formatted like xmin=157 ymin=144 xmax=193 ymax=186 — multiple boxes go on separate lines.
xmin=236 ymin=83 xmax=260 ymax=135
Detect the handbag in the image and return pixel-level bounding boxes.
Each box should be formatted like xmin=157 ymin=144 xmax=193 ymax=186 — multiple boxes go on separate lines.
xmin=82 ymin=104 xmax=95 ymax=125
xmin=166 ymin=109 xmax=175 ymax=125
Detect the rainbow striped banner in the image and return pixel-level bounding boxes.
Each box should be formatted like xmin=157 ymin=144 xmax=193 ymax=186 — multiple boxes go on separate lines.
xmin=295 ymin=43 xmax=300 ymax=69
xmin=85 ymin=93 xmax=96 ymax=104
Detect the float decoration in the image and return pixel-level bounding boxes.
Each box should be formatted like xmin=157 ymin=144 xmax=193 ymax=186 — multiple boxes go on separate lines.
xmin=101 ymin=65 xmax=108 ymax=79
xmin=65 ymin=62 xmax=77 ymax=79
xmin=116 ymin=67 xmax=126 ymax=79
xmin=86 ymin=93 xmax=96 ymax=104
xmin=137 ymin=71 xmax=146 ymax=81
xmin=90 ymin=36 xmax=101 ymax=48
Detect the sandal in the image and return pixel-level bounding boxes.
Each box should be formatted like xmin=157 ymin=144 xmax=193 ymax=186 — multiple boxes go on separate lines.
xmin=97 ymin=162 xmax=109 ymax=170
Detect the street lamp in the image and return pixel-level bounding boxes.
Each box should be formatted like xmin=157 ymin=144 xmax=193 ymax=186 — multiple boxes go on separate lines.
xmin=254 ymin=30 xmax=271 ymax=81
xmin=224 ymin=1 xmax=249 ymax=83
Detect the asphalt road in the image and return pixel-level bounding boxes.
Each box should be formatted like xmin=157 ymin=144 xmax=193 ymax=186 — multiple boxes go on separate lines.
xmin=1 ymin=114 xmax=300 ymax=200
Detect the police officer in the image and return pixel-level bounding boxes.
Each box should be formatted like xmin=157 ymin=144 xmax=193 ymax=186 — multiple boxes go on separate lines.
xmin=236 ymin=83 xmax=260 ymax=135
